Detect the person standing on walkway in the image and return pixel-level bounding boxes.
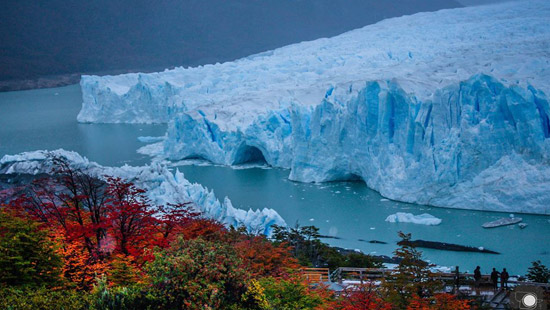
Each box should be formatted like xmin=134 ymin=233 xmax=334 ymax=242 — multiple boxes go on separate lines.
xmin=474 ymin=266 xmax=482 ymax=294
xmin=501 ymin=268 xmax=509 ymax=289
xmin=490 ymin=268 xmax=499 ymax=291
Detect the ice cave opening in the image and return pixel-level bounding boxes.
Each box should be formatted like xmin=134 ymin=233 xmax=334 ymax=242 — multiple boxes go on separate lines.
xmin=183 ymin=155 xmax=211 ymax=162
xmin=232 ymin=145 xmax=268 ymax=165
xmin=332 ymin=173 xmax=364 ymax=182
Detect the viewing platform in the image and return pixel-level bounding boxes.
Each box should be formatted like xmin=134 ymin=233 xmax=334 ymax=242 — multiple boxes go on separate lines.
xmin=301 ymin=267 xmax=550 ymax=309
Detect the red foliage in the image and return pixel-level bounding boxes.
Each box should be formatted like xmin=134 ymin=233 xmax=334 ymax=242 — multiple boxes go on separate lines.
xmin=3 ymin=158 xmax=325 ymax=298
xmin=234 ymin=235 xmax=298 ymax=277
xmin=4 ymin=159 xmax=206 ymax=289
xmin=104 ymin=177 xmax=157 ymax=257
xmin=8 ymin=171 xmax=108 ymax=258
xmin=330 ymin=284 xmax=392 ymax=310
xmin=155 ymin=202 xmax=200 ymax=247
xmin=52 ymin=231 xmax=107 ymax=290
xmin=181 ymin=218 xmax=226 ymax=240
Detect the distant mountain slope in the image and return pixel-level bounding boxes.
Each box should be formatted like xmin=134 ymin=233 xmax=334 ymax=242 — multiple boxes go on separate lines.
xmin=0 ymin=0 xmax=461 ymax=90
xmin=458 ymin=0 xmax=510 ymax=5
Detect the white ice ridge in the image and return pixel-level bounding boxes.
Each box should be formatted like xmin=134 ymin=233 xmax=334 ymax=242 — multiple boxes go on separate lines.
xmin=0 ymin=150 xmax=286 ymax=235
xmin=385 ymin=213 xmax=442 ymax=226
xmin=79 ymin=1 xmax=550 ymax=214
xmin=78 ymin=0 xmax=550 ymax=124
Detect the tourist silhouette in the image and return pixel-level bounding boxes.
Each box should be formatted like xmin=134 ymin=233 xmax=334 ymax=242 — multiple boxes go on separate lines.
xmin=474 ymin=266 xmax=482 ymax=294
xmin=501 ymin=268 xmax=509 ymax=289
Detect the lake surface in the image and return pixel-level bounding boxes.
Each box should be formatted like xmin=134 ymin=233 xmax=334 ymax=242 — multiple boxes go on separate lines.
xmin=1 ymin=85 xmax=549 ymax=275
xmin=0 ymin=85 xmax=166 ymax=166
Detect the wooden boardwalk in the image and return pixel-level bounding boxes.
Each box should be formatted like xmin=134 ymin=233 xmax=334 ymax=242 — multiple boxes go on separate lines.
xmin=301 ymin=267 xmax=550 ymax=309
xmin=301 ymin=267 xmax=330 ymax=283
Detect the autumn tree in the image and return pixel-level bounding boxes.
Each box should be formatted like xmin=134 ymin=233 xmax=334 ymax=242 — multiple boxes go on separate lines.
xmin=180 ymin=217 xmax=227 ymax=241
xmin=330 ymin=284 xmax=392 ymax=310
xmin=12 ymin=155 xmax=108 ymax=258
xmin=233 ymin=233 xmax=299 ymax=277
xmin=155 ymin=202 xmax=199 ymax=247
xmin=145 ymin=237 xmax=250 ymax=310
xmin=105 ymin=177 xmax=157 ymax=257
xmin=55 ymin=233 xmax=107 ymax=290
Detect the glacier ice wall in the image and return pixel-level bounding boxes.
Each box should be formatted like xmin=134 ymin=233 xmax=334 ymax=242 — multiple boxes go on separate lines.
xmin=76 ymin=0 xmax=550 ymax=214
xmin=165 ymin=75 xmax=550 ymax=214
xmin=0 ymin=150 xmax=286 ymax=235
xmin=165 ymin=108 xmax=294 ymax=167
xmin=288 ymin=75 xmax=550 ymax=214
xmin=78 ymin=0 xmax=550 ymax=124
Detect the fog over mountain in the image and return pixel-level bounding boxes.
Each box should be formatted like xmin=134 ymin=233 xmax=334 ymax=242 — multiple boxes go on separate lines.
xmin=0 ymin=0 xmax=462 ymax=91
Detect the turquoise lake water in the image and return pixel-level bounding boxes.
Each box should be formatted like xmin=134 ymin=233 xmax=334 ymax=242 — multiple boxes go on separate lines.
xmin=1 ymin=85 xmax=549 ymax=275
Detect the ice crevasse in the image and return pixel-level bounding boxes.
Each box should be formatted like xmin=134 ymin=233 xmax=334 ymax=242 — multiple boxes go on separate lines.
xmin=0 ymin=150 xmax=286 ymax=235
xmin=78 ymin=0 xmax=550 ymax=214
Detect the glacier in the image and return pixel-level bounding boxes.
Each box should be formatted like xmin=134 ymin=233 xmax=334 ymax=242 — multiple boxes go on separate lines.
xmin=0 ymin=150 xmax=286 ymax=235
xmin=77 ymin=1 xmax=550 ymax=214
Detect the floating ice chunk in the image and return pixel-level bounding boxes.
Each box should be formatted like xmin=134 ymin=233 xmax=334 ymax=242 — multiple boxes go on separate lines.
xmin=137 ymin=142 xmax=164 ymax=158
xmin=138 ymin=136 xmax=165 ymax=143
xmin=385 ymin=212 xmax=442 ymax=226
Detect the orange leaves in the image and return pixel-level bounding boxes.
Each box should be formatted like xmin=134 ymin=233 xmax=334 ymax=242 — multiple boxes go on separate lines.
xmin=181 ymin=218 xmax=226 ymax=241
xmin=329 ymin=284 xmax=392 ymax=310
xmin=234 ymin=235 xmax=299 ymax=278
xmin=55 ymin=236 xmax=107 ymax=290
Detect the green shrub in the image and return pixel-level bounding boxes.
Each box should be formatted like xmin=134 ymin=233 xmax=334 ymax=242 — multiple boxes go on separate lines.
xmin=259 ymin=277 xmax=326 ymax=310
xmin=91 ymin=276 xmax=160 ymax=310
xmin=0 ymin=286 xmax=90 ymax=310
xmin=145 ymin=237 xmax=250 ymax=310
xmin=0 ymin=211 xmax=63 ymax=287
xmin=526 ymin=260 xmax=550 ymax=283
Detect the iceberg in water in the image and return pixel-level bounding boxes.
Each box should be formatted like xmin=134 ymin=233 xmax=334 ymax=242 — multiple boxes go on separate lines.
xmin=385 ymin=213 xmax=442 ymax=226
xmin=0 ymin=150 xmax=285 ymax=235
xmin=78 ymin=1 xmax=550 ymax=214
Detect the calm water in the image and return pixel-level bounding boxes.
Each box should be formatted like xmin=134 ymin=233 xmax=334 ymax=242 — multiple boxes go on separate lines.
xmin=0 ymin=85 xmax=166 ymax=166
xmin=1 ymin=85 xmax=549 ymax=275
xmin=177 ymin=165 xmax=550 ymax=275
